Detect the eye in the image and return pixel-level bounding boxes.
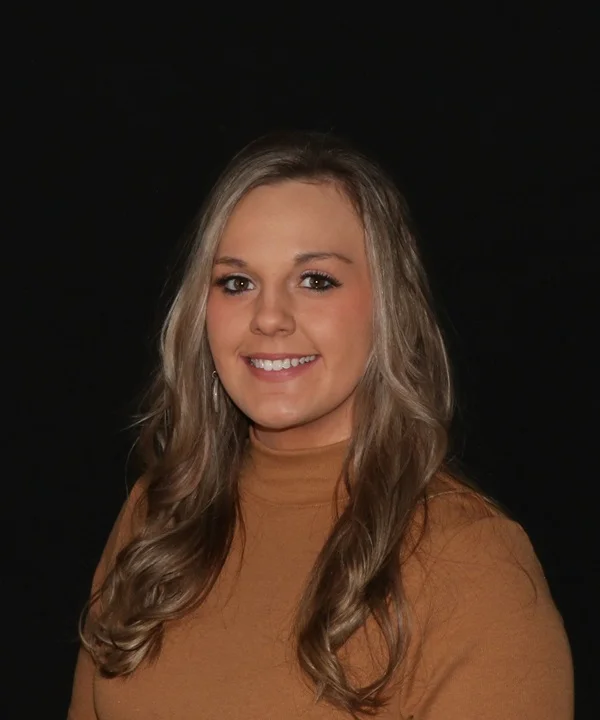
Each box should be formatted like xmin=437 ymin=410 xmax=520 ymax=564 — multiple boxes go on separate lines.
xmin=299 ymin=271 xmax=341 ymax=293
xmin=215 ymin=275 xmax=255 ymax=295
xmin=214 ymin=271 xmax=342 ymax=295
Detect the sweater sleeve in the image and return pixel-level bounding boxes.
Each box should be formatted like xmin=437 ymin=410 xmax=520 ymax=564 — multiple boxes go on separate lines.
xmin=67 ymin=479 xmax=147 ymax=720
xmin=402 ymin=514 xmax=574 ymax=719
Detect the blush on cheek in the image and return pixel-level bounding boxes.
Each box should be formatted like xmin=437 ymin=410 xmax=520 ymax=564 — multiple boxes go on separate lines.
xmin=206 ymin=295 xmax=230 ymax=342
xmin=333 ymin=295 xmax=372 ymax=343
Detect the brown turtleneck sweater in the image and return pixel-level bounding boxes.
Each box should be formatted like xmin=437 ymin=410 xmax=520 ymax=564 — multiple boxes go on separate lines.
xmin=68 ymin=429 xmax=573 ymax=719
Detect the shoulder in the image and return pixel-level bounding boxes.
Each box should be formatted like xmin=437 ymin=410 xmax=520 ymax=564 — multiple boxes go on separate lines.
xmin=91 ymin=475 xmax=150 ymax=594
xmin=398 ymin=474 xmax=574 ymax=716
xmin=403 ymin=470 xmax=563 ymax=639
xmin=109 ymin=476 xmax=150 ymax=548
xmin=409 ymin=471 xmax=530 ymax=562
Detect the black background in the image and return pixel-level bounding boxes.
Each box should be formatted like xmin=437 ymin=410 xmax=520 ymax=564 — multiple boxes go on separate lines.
xmin=11 ymin=6 xmax=598 ymax=718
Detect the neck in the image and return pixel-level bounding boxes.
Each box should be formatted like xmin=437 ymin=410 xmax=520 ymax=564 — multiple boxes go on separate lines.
xmin=241 ymin=425 xmax=351 ymax=505
xmin=252 ymin=417 xmax=352 ymax=451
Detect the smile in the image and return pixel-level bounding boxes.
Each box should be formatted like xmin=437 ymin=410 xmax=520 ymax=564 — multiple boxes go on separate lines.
xmin=249 ymin=355 xmax=317 ymax=371
xmin=243 ymin=354 xmax=320 ymax=382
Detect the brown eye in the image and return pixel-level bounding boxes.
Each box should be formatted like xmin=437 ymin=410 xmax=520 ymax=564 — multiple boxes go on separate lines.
xmin=215 ymin=275 xmax=255 ymax=295
xmin=310 ymin=277 xmax=327 ymax=290
xmin=231 ymin=278 xmax=248 ymax=291
xmin=299 ymin=272 xmax=341 ymax=293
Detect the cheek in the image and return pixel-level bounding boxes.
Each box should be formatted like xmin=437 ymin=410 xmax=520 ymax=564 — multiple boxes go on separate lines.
xmin=313 ymin=291 xmax=373 ymax=356
xmin=206 ymin=294 xmax=232 ymax=351
xmin=206 ymin=294 xmax=250 ymax=363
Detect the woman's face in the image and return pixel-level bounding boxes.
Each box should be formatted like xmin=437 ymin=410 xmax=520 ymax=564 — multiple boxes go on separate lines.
xmin=206 ymin=180 xmax=373 ymax=449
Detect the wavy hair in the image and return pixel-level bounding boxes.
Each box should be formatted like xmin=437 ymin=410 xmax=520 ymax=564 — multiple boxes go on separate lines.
xmin=81 ymin=131 xmax=468 ymax=716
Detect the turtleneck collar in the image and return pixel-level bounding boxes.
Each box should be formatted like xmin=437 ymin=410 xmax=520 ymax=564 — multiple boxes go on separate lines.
xmin=240 ymin=425 xmax=350 ymax=506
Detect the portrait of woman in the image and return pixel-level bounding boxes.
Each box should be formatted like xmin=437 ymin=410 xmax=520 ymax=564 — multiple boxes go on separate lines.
xmin=67 ymin=131 xmax=574 ymax=719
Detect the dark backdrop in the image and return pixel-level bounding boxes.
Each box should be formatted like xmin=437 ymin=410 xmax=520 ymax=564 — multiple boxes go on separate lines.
xmin=12 ymin=8 xmax=597 ymax=719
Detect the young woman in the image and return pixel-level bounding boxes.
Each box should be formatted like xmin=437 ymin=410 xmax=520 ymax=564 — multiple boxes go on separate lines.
xmin=68 ymin=132 xmax=573 ymax=719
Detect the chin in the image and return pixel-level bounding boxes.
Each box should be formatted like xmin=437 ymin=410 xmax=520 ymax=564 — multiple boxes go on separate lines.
xmin=250 ymin=414 xmax=306 ymax=432
xmin=246 ymin=404 xmax=317 ymax=432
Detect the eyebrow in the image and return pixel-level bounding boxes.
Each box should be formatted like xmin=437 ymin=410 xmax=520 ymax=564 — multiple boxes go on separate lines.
xmin=213 ymin=251 xmax=354 ymax=268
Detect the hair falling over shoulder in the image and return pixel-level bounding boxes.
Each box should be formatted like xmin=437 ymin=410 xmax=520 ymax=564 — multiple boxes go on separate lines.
xmin=81 ymin=131 xmax=461 ymax=717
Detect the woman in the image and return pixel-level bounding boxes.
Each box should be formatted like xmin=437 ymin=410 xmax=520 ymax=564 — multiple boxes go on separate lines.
xmin=68 ymin=132 xmax=573 ymax=719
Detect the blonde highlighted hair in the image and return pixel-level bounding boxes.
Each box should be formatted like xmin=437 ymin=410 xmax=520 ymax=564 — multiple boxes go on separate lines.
xmin=82 ymin=131 xmax=470 ymax=716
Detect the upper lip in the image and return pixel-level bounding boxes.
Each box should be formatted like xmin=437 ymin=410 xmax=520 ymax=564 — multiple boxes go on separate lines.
xmin=243 ymin=353 xmax=318 ymax=360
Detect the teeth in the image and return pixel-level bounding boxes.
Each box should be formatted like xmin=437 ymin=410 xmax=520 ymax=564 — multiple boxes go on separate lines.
xmin=250 ymin=355 xmax=316 ymax=371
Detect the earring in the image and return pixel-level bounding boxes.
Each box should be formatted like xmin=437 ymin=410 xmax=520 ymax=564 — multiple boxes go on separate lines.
xmin=212 ymin=370 xmax=219 ymax=413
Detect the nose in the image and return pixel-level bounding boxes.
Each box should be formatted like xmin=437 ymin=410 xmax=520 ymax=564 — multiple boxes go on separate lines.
xmin=250 ymin=286 xmax=296 ymax=337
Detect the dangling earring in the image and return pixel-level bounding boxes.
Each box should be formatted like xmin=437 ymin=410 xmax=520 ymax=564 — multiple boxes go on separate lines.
xmin=212 ymin=370 xmax=219 ymax=413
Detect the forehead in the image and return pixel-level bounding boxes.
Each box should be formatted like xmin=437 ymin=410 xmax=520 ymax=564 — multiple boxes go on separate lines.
xmin=219 ymin=180 xmax=364 ymax=254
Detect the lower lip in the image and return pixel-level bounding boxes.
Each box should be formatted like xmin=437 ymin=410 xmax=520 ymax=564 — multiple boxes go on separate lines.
xmin=243 ymin=356 xmax=320 ymax=382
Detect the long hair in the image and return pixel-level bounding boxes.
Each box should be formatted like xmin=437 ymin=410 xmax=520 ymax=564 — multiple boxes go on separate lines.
xmin=81 ymin=131 xmax=470 ymax=716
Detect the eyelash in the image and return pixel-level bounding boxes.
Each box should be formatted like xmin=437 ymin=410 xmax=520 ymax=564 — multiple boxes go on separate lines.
xmin=215 ymin=270 xmax=342 ymax=296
